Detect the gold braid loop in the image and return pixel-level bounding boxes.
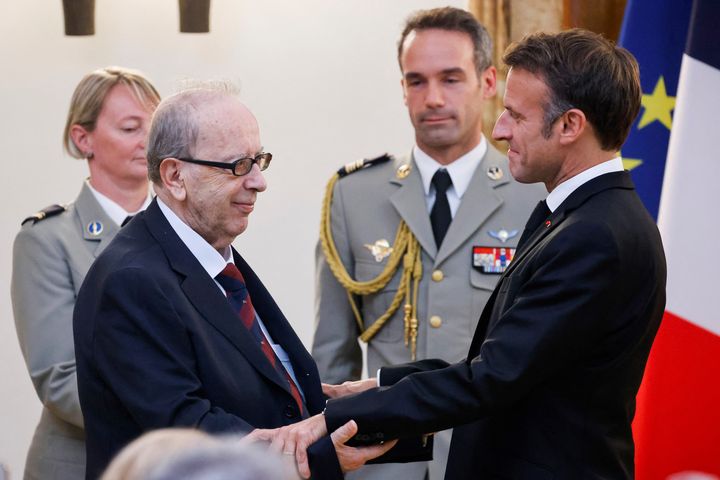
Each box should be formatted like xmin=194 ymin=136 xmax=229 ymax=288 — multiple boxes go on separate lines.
xmin=320 ymin=171 xmax=423 ymax=358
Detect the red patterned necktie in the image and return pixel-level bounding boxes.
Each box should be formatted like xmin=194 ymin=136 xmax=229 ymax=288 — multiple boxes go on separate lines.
xmin=215 ymin=263 xmax=306 ymax=418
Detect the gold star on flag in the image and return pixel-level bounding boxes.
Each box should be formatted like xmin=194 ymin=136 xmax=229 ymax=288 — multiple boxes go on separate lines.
xmin=622 ymin=157 xmax=643 ymax=171
xmin=638 ymin=76 xmax=676 ymax=130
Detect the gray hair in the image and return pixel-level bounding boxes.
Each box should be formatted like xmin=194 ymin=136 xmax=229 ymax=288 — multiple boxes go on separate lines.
xmin=541 ymin=96 xmax=575 ymax=139
xmin=146 ymin=80 xmax=240 ymax=184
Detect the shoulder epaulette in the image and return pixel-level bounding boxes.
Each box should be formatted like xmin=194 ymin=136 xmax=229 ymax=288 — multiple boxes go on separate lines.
xmin=21 ymin=204 xmax=67 ymax=226
xmin=337 ymin=154 xmax=392 ymax=178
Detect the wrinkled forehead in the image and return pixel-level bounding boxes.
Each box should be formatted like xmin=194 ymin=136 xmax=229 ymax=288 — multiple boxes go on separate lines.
xmin=194 ymin=98 xmax=261 ymax=158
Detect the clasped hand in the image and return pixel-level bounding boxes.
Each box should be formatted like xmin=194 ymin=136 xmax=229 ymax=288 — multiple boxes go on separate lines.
xmin=243 ymin=378 xmax=389 ymax=478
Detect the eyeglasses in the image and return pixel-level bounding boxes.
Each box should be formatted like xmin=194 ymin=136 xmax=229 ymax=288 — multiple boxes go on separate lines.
xmin=174 ymin=152 xmax=272 ymax=176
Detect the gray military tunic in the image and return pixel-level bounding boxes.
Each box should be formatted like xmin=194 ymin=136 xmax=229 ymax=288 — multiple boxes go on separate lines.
xmin=12 ymin=182 xmax=120 ymax=480
xmin=313 ymin=146 xmax=546 ymax=480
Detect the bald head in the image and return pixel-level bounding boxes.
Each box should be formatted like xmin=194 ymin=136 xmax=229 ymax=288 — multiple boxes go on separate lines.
xmin=193 ymin=95 xmax=259 ymax=164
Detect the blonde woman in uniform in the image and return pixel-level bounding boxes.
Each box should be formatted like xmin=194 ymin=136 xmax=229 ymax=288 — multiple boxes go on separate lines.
xmin=11 ymin=67 xmax=160 ymax=480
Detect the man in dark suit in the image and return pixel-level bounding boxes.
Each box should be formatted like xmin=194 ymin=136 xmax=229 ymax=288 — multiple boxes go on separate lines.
xmin=254 ymin=29 xmax=667 ymax=480
xmin=72 ymin=85 xmax=397 ymax=479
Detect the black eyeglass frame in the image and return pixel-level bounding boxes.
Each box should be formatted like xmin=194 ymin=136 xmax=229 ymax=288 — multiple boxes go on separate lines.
xmin=173 ymin=152 xmax=272 ymax=176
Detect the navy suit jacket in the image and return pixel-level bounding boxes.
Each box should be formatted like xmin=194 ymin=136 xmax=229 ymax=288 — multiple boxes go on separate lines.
xmin=324 ymin=171 xmax=667 ymax=479
xmin=74 ymin=200 xmax=341 ymax=479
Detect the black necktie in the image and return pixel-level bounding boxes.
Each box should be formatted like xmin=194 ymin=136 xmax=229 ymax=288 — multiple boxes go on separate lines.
xmin=430 ymin=169 xmax=453 ymax=248
xmin=516 ymin=200 xmax=551 ymax=250
xmin=121 ymin=215 xmax=133 ymax=227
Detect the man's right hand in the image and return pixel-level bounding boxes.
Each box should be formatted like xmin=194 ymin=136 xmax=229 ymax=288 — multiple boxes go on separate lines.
xmin=322 ymin=378 xmax=377 ymax=399
xmin=242 ymin=413 xmax=395 ymax=478
xmin=330 ymin=420 xmax=397 ymax=473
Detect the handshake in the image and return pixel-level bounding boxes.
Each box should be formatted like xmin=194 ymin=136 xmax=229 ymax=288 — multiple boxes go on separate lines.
xmin=243 ymin=378 xmax=397 ymax=479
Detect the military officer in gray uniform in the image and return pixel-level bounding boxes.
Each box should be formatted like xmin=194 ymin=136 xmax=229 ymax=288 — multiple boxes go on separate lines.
xmin=312 ymin=8 xmax=546 ymax=480
xmin=11 ymin=67 xmax=159 ymax=480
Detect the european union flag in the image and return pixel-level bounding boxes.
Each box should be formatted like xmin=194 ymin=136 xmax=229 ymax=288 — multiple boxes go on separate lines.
xmin=619 ymin=0 xmax=693 ymax=219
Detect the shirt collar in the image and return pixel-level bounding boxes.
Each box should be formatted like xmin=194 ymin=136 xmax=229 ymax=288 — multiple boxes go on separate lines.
xmin=413 ymin=136 xmax=488 ymax=198
xmin=86 ymin=179 xmax=152 ymax=226
xmin=156 ymin=197 xmax=232 ymax=278
xmin=546 ymin=157 xmax=624 ymax=212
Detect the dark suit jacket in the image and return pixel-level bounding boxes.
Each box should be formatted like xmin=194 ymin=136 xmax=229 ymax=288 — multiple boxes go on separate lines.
xmin=324 ymin=171 xmax=667 ymax=479
xmin=73 ymin=200 xmax=342 ymax=479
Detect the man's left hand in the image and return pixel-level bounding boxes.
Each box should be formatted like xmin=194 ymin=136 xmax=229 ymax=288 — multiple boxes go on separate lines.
xmin=322 ymin=378 xmax=377 ymax=399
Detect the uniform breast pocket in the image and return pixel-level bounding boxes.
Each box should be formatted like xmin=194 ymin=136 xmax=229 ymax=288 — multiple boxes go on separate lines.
xmin=488 ymin=274 xmax=519 ymax=330
xmin=469 ymin=268 xmax=502 ymax=335
xmin=354 ymin=260 xmax=404 ymax=343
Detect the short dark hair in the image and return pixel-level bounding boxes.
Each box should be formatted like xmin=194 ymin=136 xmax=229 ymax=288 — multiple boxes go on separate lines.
xmin=398 ymin=7 xmax=492 ymax=74
xmin=503 ymin=29 xmax=641 ymax=151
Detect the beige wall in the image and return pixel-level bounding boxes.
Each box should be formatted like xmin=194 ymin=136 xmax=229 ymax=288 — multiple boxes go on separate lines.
xmin=0 ymin=0 xmax=466 ymax=476
xmin=469 ymin=0 xmax=563 ymax=142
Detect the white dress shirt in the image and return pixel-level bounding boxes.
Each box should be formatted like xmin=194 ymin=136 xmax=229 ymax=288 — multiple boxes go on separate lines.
xmin=86 ymin=179 xmax=152 ymax=226
xmin=413 ymin=136 xmax=488 ymax=217
xmin=546 ymin=157 xmax=624 ymax=212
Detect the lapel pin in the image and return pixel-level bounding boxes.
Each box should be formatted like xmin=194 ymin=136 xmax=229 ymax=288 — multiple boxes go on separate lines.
xmin=545 ymin=220 xmax=552 ymax=228
xmin=87 ymin=221 xmax=103 ymax=236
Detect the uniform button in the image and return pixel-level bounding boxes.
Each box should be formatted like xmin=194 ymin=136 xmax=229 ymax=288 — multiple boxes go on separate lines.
xmin=429 ymin=315 xmax=442 ymax=328
xmin=431 ymin=270 xmax=444 ymax=282
xmin=284 ymin=404 xmax=298 ymax=418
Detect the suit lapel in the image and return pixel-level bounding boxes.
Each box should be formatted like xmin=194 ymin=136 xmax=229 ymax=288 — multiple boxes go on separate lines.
xmin=435 ymin=148 xmax=507 ymax=266
xmin=142 ymin=201 xmax=291 ymax=394
xmin=233 ymin=251 xmax=322 ymax=410
xmin=390 ymin=154 xmax=438 ymax=258
xmin=501 ymin=210 xmax=564 ymax=279
xmin=468 ymin=286 xmax=500 ymax=355
xmin=465 ymin=201 xmax=564 ymax=355
xmin=467 ymin=171 xmax=636 ymax=353
xmin=505 ymin=171 xmax=634 ymax=279
xmin=74 ymin=182 xmax=120 ymax=257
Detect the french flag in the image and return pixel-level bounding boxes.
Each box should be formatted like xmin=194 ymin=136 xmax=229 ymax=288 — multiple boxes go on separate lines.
xmin=633 ymin=0 xmax=720 ymax=478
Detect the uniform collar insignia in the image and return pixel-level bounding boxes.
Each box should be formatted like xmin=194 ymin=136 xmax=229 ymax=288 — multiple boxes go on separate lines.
xmin=87 ymin=221 xmax=104 ymax=236
xmin=396 ymin=164 xmax=411 ymax=179
xmin=486 ymin=166 xmax=504 ymax=180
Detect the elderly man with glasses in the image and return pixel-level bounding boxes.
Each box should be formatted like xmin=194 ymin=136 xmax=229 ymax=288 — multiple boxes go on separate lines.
xmin=72 ymin=84 xmax=404 ymax=479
